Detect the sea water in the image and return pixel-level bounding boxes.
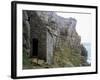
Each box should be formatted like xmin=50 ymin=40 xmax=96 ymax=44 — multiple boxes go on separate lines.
xmin=83 ymin=43 xmax=91 ymax=64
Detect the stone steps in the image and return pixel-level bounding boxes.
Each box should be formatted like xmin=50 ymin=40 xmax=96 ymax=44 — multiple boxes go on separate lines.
xmin=31 ymin=58 xmax=45 ymax=65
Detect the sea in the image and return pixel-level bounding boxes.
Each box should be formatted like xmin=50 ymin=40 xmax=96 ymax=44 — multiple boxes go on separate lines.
xmin=83 ymin=43 xmax=91 ymax=64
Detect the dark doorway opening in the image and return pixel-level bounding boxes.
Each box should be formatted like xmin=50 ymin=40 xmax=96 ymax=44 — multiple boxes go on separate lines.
xmin=32 ymin=38 xmax=38 ymax=57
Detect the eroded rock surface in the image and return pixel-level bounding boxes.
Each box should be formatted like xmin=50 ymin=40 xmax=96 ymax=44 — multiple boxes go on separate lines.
xmin=23 ymin=10 xmax=89 ymax=68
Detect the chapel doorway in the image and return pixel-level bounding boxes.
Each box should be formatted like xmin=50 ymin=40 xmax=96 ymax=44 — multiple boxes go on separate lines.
xmin=32 ymin=38 xmax=38 ymax=57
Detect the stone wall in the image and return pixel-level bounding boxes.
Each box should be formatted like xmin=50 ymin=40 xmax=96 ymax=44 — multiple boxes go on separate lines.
xmin=27 ymin=11 xmax=47 ymax=60
xmin=46 ymin=31 xmax=53 ymax=64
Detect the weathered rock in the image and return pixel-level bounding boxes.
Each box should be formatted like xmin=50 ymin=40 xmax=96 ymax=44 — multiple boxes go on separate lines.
xmin=23 ymin=10 xmax=88 ymax=66
xmin=23 ymin=11 xmax=30 ymax=55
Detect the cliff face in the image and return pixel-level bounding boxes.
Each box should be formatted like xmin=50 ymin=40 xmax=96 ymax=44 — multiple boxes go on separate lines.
xmin=23 ymin=10 xmax=89 ymax=68
xmin=35 ymin=11 xmax=81 ymax=47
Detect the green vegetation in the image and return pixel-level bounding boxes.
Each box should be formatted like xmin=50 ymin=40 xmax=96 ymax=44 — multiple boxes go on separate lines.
xmin=23 ymin=48 xmax=53 ymax=69
xmin=23 ymin=45 xmax=86 ymax=69
xmin=53 ymin=46 xmax=82 ymax=67
xmin=23 ymin=48 xmax=33 ymax=69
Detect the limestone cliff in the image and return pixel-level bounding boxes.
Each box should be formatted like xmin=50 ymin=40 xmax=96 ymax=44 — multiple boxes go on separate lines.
xmin=23 ymin=10 xmax=89 ymax=68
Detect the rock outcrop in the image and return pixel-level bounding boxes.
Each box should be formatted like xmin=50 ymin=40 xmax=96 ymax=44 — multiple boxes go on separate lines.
xmin=23 ymin=10 xmax=89 ymax=68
